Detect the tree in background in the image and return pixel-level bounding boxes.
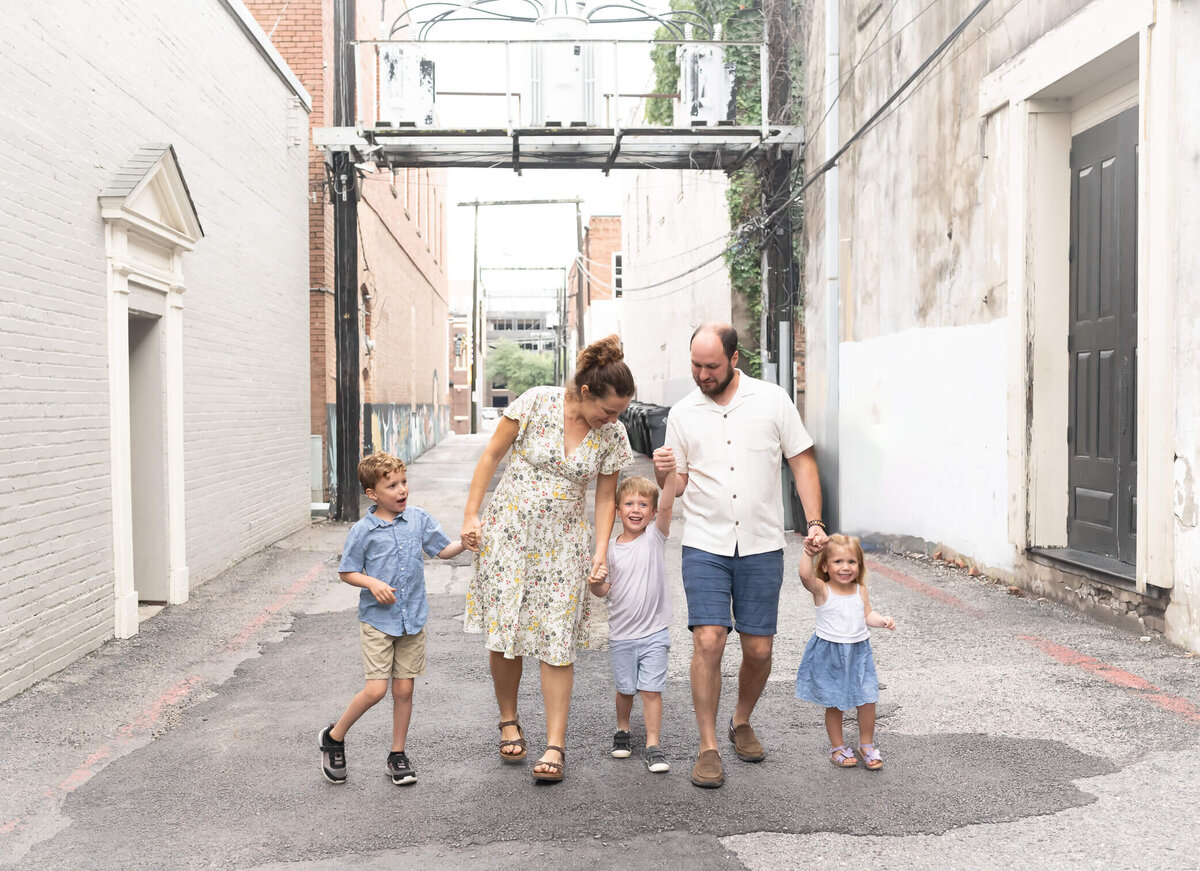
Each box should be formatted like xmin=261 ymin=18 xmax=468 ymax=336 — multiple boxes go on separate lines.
xmin=486 ymin=340 xmax=555 ymax=397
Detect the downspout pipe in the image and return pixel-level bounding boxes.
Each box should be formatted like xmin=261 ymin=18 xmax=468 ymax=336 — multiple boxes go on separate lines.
xmin=822 ymin=0 xmax=840 ymax=532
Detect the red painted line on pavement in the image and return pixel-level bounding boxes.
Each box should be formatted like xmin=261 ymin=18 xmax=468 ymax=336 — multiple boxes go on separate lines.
xmin=868 ymin=561 xmax=1200 ymax=728
xmin=118 ymin=676 xmax=203 ymax=738
xmin=1020 ymin=635 xmax=1200 ymax=725
xmin=2 ymin=560 xmax=328 ymax=845
xmin=224 ymin=563 xmax=327 ymax=654
xmin=867 ymin=560 xmax=987 ymax=619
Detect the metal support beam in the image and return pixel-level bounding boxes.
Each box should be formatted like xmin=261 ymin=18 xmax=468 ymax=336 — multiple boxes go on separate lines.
xmin=602 ymin=130 xmax=625 ymax=176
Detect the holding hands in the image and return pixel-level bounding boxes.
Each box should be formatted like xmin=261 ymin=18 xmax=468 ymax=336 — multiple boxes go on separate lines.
xmin=803 ymin=521 xmax=828 ymax=555
xmin=461 ymin=515 xmax=481 ymax=552
xmin=652 ymin=446 xmax=676 ymax=482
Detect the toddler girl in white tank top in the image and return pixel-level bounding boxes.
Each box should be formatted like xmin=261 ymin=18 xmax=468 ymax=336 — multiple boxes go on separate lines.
xmin=794 ymin=534 xmax=897 ymax=770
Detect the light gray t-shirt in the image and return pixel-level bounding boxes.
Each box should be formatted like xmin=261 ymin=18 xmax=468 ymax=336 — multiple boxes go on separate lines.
xmin=606 ymin=525 xmax=673 ymax=642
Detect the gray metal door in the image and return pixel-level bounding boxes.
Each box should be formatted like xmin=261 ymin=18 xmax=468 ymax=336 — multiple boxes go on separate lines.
xmin=1068 ymin=107 xmax=1138 ymax=562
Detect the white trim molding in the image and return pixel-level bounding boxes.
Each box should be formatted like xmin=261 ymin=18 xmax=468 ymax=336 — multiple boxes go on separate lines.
xmin=100 ymin=147 xmax=202 ymax=638
xmin=980 ymin=0 xmax=1174 ymax=596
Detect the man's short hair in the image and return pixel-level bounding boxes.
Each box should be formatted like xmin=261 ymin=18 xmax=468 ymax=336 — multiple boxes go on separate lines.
xmin=616 ymin=475 xmax=660 ymax=512
xmin=690 ymin=323 xmax=738 ymax=359
xmin=357 ymin=452 xmax=407 ymax=491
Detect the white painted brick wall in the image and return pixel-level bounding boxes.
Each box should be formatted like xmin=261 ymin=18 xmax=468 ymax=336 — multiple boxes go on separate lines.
xmin=0 ymin=0 xmax=311 ymax=701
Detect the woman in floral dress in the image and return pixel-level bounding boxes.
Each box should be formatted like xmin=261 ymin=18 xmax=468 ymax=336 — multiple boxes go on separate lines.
xmin=462 ymin=335 xmax=635 ymax=782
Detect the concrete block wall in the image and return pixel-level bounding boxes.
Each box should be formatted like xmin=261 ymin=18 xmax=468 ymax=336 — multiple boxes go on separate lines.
xmin=0 ymin=0 xmax=311 ymax=701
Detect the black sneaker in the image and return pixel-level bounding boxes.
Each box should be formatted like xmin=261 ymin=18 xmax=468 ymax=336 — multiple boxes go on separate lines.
xmin=387 ymin=750 xmax=416 ymax=786
xmin=319 ymin=725 xmax=346 ymax=784
xmin=611 ymin=730 xmax=632 ymax=758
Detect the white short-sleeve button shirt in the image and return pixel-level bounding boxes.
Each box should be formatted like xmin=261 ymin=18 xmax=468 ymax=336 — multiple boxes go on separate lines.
xmin=664 ymin=373 xmax=813 ymax=557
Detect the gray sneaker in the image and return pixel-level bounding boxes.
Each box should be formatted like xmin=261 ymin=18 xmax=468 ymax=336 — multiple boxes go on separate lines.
xmin=319 ymin=725 xmax=347 ymax=784
xmin=645 ymin=745 xmax=670 ymax=773
xmin=386 ymin=750 xmax=416 ymax=786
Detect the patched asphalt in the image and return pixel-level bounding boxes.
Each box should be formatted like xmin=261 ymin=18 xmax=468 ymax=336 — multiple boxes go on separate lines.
xmin=2 ymin=435 xmax=1197 ymax=870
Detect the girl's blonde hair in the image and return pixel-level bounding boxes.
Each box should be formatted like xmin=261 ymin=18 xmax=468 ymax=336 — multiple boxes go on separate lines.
xmin=812 ymin=533 xmax=868 ymax=586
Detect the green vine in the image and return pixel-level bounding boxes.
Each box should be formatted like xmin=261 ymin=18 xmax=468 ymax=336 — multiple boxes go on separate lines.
xmin=645 ymin=0 xmax=769 ymax=375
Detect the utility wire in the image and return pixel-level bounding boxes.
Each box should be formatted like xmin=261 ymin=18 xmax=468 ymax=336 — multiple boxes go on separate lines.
xmin=613 ymin=0 xmax=995 ymax=294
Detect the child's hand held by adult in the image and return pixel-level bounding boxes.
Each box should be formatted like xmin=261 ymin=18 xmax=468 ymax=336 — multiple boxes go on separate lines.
xmin=461 ymin=515 xmax=481 ymax=552
xmin=651 ymin=446 xmax=675 ymax=477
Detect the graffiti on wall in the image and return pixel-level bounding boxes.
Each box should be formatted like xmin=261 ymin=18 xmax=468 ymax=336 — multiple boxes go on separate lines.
xmin=323 ymin=403 xmax=449 ymax=503
xmin=364 ymin=402 xmax=450 ymax=466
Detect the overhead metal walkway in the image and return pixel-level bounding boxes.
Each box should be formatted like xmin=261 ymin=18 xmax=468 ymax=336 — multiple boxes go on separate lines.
xmin=315 ymin=124 xmax=793 ymax=174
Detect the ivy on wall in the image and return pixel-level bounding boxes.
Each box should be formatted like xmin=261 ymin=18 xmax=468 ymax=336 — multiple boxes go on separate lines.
xmin=645 ymin=0 xmax=773 ymax=374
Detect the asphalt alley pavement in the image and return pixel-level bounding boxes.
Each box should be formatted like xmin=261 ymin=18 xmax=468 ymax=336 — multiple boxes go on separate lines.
xmin=2 ymin=434 xmax=1198 ymax=870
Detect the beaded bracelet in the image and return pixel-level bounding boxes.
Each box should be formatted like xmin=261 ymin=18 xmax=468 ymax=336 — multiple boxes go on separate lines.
xmin=807 ymin=519 xmax=826 ymax=530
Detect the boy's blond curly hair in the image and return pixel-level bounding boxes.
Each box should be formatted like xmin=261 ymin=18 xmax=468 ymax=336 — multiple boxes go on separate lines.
xmin=357 ymin=452 xmax=407 ymax=491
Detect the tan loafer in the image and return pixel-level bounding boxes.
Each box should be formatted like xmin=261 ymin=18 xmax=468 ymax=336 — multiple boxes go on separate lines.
xmin=728 ymin=719 xmax=765 ymax=762
xmin=690 ymin=749 xmax=724 ymax=788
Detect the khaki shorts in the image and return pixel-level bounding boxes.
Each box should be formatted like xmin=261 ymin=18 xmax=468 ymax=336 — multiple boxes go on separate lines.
xmin=360 ymin=622 xmax=426 ymax=680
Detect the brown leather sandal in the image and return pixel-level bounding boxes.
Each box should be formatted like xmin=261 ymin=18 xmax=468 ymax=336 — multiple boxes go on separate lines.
xmin=531 ymin=745 xmax=565 ymax=782
xmin=498 ymin=720 xmax=527 ymax=763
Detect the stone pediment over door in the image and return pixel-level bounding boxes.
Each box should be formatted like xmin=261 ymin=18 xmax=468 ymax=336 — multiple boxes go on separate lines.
xmin=99 ymin=144 xmax=204 ymax=255
xmin=99 ymin=144 xmax=202 ymax=639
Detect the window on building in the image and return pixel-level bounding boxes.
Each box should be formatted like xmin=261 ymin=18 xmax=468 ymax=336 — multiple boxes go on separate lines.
xmin=612 ymin=252 xmax=623 ymax=298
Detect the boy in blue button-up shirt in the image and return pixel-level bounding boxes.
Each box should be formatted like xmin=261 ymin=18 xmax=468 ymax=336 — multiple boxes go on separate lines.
xmin=319 ymin=453 xmax=463 ymax=786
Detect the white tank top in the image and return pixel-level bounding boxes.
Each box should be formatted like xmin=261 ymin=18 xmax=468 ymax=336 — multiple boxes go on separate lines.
xmin=813 ymin=586 xmax=870 ymax=643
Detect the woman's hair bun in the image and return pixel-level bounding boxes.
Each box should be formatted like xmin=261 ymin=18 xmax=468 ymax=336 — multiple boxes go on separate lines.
xmin=577 ymin=334 xmax=624 ymax=371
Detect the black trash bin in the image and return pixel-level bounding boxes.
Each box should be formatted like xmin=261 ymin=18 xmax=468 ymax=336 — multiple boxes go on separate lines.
xmin=644 ymin=405 xmax=669 ymax=452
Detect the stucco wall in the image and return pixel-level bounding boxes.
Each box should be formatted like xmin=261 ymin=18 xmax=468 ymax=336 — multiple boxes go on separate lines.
xmin=619 ymin=170 xmax=732 ymax=406
xmin=1167 ymin=0 xmax=1200 ymax=643
xmin=840 ymin=321 xmax=1011 ymax=570
xmin=805 ymin=0 xmax=1199 ymax=648
xmin=0 ymin=0 xmax=310 ymax=700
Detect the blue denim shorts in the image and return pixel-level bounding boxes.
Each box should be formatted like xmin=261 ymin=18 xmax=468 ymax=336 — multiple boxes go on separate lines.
xmin=681 ymin=546 xmax=785 ymax=636
xmin=609 ymin=627 xmax=671 ymax=694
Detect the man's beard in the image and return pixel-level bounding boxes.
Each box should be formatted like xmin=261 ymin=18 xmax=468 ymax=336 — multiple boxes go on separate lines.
xmin=697 ymin=362 xmax=735 ymax=396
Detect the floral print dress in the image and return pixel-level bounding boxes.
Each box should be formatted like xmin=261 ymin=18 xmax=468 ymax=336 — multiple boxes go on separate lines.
xmin=465 ymin=386 xmax=633 ymax=665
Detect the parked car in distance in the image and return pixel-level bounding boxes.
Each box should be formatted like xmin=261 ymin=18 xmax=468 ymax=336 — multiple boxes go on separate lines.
xmin=481 ymin=407 xmax=499 ymax=420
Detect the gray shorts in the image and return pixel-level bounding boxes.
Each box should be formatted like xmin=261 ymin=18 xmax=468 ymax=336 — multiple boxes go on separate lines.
xmin=609 ymin=627 xmax=671 ymax=695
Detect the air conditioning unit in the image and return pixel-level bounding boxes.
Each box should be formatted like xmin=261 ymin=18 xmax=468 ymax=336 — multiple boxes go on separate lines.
xmin=676 ymin=45 xmax=735 ymax=126
xmin=379 ymin=46 xmax=435 ymax=127
xmin=529 ymin=16 xmax=597 ymax=126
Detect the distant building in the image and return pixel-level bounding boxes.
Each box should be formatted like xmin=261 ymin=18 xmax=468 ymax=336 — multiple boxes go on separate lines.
xmin=448 ymin=313 xmax=470 ymax=434
xmin=0 ymin=0 xmax=311 ymax=701
xmin=567 ymin=216 xmax=622 ymax=350
xmin=484 ymin=283 xmax=559 ymax=408
xmin=618 ymin=171 xmax=732 ymax=406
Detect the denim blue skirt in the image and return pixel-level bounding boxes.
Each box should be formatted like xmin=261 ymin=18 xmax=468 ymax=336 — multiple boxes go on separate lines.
xmin=794 ymin=635 xmax=879 ymax=711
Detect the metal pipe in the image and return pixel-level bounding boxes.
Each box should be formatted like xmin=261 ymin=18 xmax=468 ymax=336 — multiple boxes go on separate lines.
xmin=822 ymin=0 xmax=840 ymax=531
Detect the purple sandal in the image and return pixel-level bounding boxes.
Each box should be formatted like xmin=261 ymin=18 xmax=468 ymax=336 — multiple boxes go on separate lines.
xmin=858 ymin=743 xmax=883 ymax=770
xmin=830 ymin=745 xmax=857 ymax=768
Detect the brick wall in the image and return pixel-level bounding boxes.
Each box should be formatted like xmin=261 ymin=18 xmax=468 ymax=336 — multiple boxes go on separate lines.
xmin=0 ymin=0 xmax=311 ymax=701
xmin=247 ymin=0 xmax=451 ymax=496
xmin=583 ymin=216 xmax=622 ymax=303
xmin=358 ymin=176 xmax=449 ymax=408
xmin=245 ymin=0 xmax=336 ymax=483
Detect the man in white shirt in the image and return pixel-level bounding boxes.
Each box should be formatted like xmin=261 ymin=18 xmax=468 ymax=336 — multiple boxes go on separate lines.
xmin=655 ymin=322 xmax=827 ymax=788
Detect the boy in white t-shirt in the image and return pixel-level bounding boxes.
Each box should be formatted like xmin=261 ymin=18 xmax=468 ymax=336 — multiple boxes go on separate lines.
xmin=588 ymin=449 xmax=677 ymax=773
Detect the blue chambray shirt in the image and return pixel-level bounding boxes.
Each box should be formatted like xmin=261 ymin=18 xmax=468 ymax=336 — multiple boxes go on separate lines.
xmin=338 ymin=504 xmax=451 ymax=636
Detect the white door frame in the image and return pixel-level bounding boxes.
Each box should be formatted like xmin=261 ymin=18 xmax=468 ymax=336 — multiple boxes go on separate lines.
xmin=99 ymin=147 xmax=202 ymax=638
xmin=979 ymin=0 xmax=1176 ymax=594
